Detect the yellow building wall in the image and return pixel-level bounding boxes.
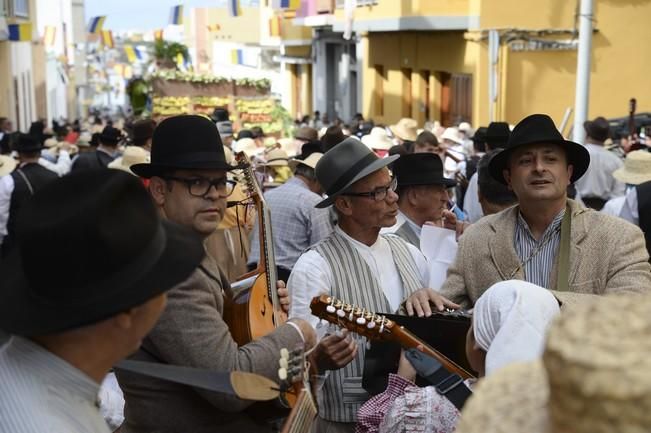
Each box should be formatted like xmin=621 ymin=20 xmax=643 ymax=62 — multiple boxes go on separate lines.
xmin=335 ymin=0 xmax=470 ymax=20
xmin=205 ymin=7 xmax=261 ymax=44
xmin=476 ymin=0 xmax=651 ymax=125
xmin=363 ymin=31 xmax=478 ymax=125
xmin=0 ymin=43 xmax=12 ymax=119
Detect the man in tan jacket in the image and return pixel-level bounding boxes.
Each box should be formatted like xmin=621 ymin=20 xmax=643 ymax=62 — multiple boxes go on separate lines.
xmin=116 ymin=115 xmax=315 ymax=433
xmin=406 ymin=114 xmax=651 ymax=313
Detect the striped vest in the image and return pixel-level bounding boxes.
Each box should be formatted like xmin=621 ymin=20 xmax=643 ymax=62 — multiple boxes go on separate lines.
xmin=313 ymin=231 xmax=422 ymax=422
xmin=393 ymin=221 xmax=420 ymax=248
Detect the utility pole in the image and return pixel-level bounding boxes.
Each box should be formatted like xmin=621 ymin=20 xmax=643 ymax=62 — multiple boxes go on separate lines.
xmin=571 ymin=0 xmax=593 ymax=143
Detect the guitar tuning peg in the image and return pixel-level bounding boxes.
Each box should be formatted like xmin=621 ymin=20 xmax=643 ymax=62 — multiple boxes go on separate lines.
xmin=336 ymin=309 xmax=346 ymax=318
xmin=356 ymin=317 xmax=366 ymax=326
xmin=278 ymin=367 xmax=288 ymax=381
xmin=326 ymin=305 xmax=336 ymax=313
xmin=280 ymin=348 xmax=289 ymax=359
xmin=279 ymin=357 xmax=289 ymax=369
xmin=366 ymin=321 xmax=376 ymax=329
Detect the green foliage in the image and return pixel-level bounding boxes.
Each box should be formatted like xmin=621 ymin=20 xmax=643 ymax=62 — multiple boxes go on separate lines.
xmin=235 ymin=77 xmax=272 ymax=91
xmin=154 ymin=40 xmax=190 ymax=68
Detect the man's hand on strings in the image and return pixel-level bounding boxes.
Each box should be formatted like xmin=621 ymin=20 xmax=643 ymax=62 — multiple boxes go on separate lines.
xmin=404 ymin=288 xmax=460 ymax=317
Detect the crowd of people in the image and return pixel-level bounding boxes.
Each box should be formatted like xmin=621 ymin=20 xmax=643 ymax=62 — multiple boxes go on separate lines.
xmin=1 ymin=105 xmax=651 ymax=433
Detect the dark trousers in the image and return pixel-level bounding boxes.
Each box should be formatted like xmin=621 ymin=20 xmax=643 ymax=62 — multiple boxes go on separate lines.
xmin=582 ymin=196 xmax=607 ymax=210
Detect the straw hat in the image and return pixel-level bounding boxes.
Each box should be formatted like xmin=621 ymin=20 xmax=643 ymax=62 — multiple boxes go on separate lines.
xmin=235 ymin=138 xmax=264 ymax=158
xmin=361 ymin=127 xmax=393 ymax=150
xmin=613 ymin=150 xmax=651 ymax=185
xmin=289 ymin=152 xmax=323 ymax=171
xmin=457 ymin=293 xmax=651 ymax=433
xmin=0 ymin=155 xmax=17 ymax=177
xmin=389 ymin=118 xmax=418 ymax=142
xmin=263 ymin=148 xmax=289 ymax=167
xmin=440 ymin=127 xmax=464 ymax=145
xmin=108 ymin=146 xmax=151 ymax=176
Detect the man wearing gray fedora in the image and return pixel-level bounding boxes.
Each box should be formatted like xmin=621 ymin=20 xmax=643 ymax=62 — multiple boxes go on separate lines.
xmin=288 ymin=137 xmax=457 ymax=433
xmin=406 ymin=114 xmax=651 ymax=313
xmin=116 ymin=115 xmax=315 ymax=433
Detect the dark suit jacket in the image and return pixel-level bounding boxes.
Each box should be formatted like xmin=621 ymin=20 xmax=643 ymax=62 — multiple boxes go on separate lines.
xmin=115 ymin=253 xmax=303 ymax=433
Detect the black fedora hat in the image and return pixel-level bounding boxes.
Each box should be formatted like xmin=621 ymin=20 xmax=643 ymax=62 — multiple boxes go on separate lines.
xmin=485 ymin=122 xmax=510 ymax=148
xmin=315 ymin=137 xmax=399 ymax=208
xmin=0 ymin=170 xmax=204 ymax=336
xmin=100 ymin=126 xmax=123 ymax=145
xmin=132 ymin=115 xmax=243 ymax=178
xmin=12 ymin=133 xmax=43 ymax=153
xmin=583 ymin=116 xmax=610 ymax=142
xmin=392 ymin=153 xmax=457 ymax=188
xmin=488 ymin=114 xmax=590 ymax=185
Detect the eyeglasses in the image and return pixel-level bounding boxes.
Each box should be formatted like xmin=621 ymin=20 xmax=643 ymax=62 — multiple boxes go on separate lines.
xmin=341 ymin=177 xmax=397 ymax=202
xmin=164 ymin=176 xmax=237 ymax=197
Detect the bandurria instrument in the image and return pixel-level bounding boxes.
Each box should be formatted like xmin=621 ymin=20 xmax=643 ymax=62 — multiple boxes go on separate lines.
xmin=277 ymin=346 xmax=318 ymax=433
xmin=310 ymin=295 xmax=475 ymax=380
xmin=224 ymin=152 xmax=286 ymax=345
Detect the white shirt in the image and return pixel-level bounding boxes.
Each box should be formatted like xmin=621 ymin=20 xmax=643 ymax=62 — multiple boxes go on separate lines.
xmin=575 ymin=143 xmax=625 ymax=200
xmin=288 ymin=226 xmax=429 ymax=334
xmin=0 ymin=174 xmax=14 ymax=244
xmin=601 ymin=195 xmax=627 ymax=218
xmin=463 ymin=172 xmax=484 ymax=223
xmin=39 ymin=150 xmax=71 ymax=176
xmin=620 ymin=187 xmax=639 ymax=225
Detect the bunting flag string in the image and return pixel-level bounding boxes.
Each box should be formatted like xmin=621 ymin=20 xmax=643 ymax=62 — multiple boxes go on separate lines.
xmin=87 ymin=16 xmax=106 ymax=34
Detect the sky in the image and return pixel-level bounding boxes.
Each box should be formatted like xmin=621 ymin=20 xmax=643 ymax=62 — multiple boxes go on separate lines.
xmin=84 ymin=0 xmax=259 ymax=32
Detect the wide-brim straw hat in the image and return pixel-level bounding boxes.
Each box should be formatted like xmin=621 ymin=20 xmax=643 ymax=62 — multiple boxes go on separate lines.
xmin=613 ymin=150 xmax=651 ymax=185
xmin=289 ymin=152 xmax=323 ymax=171
xmin=263 ymin=148 xmax=289 ymax=167
xmin=235 ymin=137 xmax=264 ymax=158
xmin=0 ymin=155 xmax=17 ymax=177
xmin=440 ymin=127 xmax=464 ymax=145
xmin=361 ymin=127 xmax=393 ymax=150
xmin=389 ymin=118 xmax=418 ymax=142
xmin=457 ymin=293 xmax=651 ymax=433
xmin=108 ymin=146 xmax=150 ymax=176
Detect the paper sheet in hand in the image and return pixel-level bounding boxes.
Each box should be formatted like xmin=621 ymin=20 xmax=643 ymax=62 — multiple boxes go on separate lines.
xmin=420 ymin=224 xmax=458 ymax=290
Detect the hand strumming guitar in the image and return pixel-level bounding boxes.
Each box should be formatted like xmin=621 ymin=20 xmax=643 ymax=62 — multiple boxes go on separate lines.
xmin=309 ymin=329 xmax=358 ymax=373
xmin=404 ymin=289 xmax=460 ymax=317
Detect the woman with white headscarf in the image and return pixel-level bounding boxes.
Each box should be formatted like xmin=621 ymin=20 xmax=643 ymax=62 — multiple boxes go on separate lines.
xmin=356 ymin=281 xmax=561 ymax=433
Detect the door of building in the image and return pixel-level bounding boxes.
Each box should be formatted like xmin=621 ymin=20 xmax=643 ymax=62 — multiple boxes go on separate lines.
xmin=440 ymin=72 xmax=472 ymax=126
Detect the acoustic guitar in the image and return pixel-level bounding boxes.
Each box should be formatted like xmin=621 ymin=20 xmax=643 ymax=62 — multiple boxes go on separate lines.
xmin=224 ymin=152 xmax=287 ymax=345
xmin=310 ymin=295 xmax=475 ymax=380
xmin=277 ymin=346 xmax=318 ymax=433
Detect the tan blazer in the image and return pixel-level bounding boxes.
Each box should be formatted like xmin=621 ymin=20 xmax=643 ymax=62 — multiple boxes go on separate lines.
xmin=440 ymin=200 xmax=651 ymax=308
xmin=115 ymin=253 xmax=303 ymax=433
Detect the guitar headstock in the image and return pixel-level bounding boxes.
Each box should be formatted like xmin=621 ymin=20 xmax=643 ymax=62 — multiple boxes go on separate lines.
xmin=234 ymin=151 xmax=263 ymax=201
xmin=277 ymin=345 xmax=309 ymax=408
xmin=309 ymin=295 xmax=396 ymax=341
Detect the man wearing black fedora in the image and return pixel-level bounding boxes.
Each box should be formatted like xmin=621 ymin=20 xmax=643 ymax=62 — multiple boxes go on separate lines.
xmin=0 ymin=133 xmax=58 ymax=258
xmin=71 ymin=125 xmax=121 ymax=172
xmin=464 ymin=121 xmax=511 ymax=223
xmin=407 ymin=114 xmax=651 ymax=312
xmin=117 ymin=114 xmax=315 ymax=433
xmin=0 ymin=170 xmax=204 ymax=433
xmin=383 ymin=153 xmax=461 ymax=247
xmin=288 ymin=137 xmax=457 ymax=432
xmin=575 ymin=116 xmax=625 ymax=210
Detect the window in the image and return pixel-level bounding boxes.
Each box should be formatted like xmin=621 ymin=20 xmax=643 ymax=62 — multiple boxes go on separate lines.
xmin=374 ymin=64 xmax=384 ymax=117
xmin=420 ymin=70 xmax=431 ymax=121
xmin=0 ymin=0 xmax=8 ymax=16
xmin=11 ymin=0 xmax=28 ymax=17
xmin=402 ymin=68 xmax=412 ymax=118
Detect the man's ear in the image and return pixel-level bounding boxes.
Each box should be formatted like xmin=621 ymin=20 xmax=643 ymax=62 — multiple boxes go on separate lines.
xmin=406 ymin=188 xmax=420 ymax=207
xmin=567 ymin=164 xmax=574 ymax=186
xmin=502 ymin=169 xmax=513 ymax=191
xmin=334 ymin=195 xmax=353 ymax=217
xmin=149 ymin=176 xmax=167 ymax=207
xmin=114 ymin=310 xmax=135 ymax=330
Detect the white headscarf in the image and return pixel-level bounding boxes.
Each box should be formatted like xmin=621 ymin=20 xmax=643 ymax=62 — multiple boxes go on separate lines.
xmin=473 ymin=280 xmax=560 ymax=375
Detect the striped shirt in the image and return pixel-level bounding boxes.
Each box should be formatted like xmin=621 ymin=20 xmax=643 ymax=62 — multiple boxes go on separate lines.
xmin=514 ymin=209 xmax=565 ymax=289
xmin=0 ymin=337 xmax=111 ymax=433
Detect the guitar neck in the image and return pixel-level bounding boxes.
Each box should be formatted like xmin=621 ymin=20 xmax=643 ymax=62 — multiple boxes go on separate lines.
xmin=256 ymin=194 xmax=283 ymax=325
xmin=281 ymin=389 xmax=317 ymax=433
xmin=388 ymin=322 xmax=474 ymax=379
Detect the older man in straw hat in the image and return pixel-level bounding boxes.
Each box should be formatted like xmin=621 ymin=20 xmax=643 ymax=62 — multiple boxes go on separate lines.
xmin=618 ymin=151 xmax=651 ymax=259
xmin=289 ymin=138 xmax=457 ymax=433
xmin=456 ymin=292 xmax=651 ymax=433
xmin=116 ymin=115 xmax=315 ymax=433
xmin=601 ymin=150 xmax=651 ymax=217
xmin=0 ymin=169 xmax=205 ymax=433
xmin=406 ymin=114 xmax=651 ymax=315
xmin=248 ymin=152 xmax=332 ymax=282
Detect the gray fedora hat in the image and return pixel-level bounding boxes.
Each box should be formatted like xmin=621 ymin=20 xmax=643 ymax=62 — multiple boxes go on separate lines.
xmin=315 ymin=137 xmax=399 ymax=208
